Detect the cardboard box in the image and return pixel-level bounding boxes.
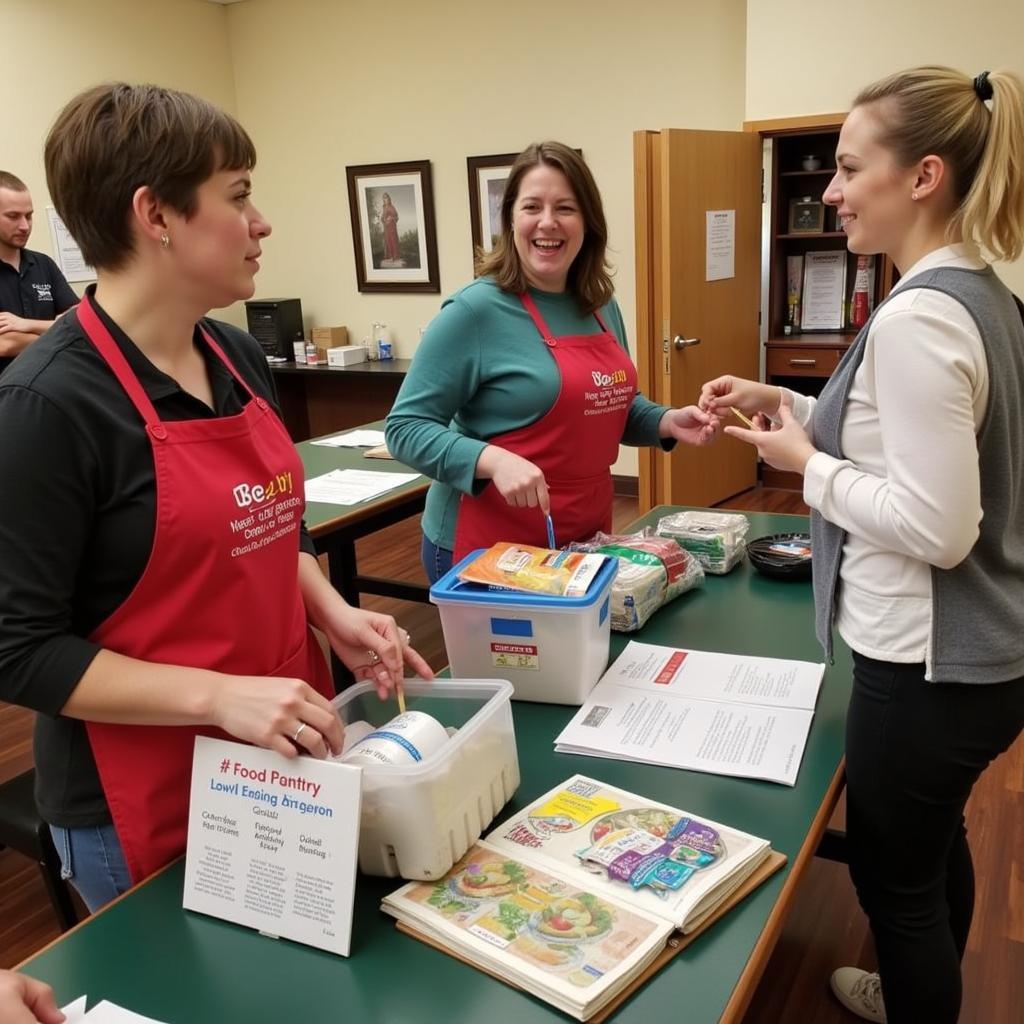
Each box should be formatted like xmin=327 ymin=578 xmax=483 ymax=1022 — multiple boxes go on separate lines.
xmin=311 ymin=325 xmax=348 ymax=346
xmin=327 ymin=344 xmax=369 ymax=367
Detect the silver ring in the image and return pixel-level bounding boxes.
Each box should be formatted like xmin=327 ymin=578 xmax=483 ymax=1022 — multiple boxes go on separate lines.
xmin=292 ymin=723 xmax=307 ymax=743
xmin=401 ymin=630 xmax=411 ymax=644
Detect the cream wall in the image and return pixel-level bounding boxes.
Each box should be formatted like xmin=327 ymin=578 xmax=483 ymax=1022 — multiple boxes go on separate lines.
xmin=225 ymin=0 xmax=748 ymax=474
xmin=3 ymin=0 xmax=238 ymax=308
xmin=745 ymin=0 xmax=1024 ymax=296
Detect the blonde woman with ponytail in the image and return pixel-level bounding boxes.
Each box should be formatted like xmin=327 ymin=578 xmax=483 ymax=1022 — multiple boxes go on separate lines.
xmin=700 ymin=67 xmax=1024 ymax=1023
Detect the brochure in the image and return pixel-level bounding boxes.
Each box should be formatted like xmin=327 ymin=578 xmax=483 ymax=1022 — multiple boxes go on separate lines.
xmin=553 ymin=642 xmax=825 ymax=786
xmin=381 ymin=775 xmax=782 ymax=1021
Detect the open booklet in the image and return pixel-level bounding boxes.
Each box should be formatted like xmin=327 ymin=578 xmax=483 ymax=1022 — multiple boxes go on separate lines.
xmin=554 ymin=642 xmax=825 ymax=786
xmin=381 ymin=775 xmax=783 ymax=1021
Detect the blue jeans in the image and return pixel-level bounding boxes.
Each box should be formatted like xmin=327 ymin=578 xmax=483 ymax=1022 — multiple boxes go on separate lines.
xmin=420 ymin=534 xmax=454 ymax=584
xmin=49 ymin=822 xmax=132 ymax=912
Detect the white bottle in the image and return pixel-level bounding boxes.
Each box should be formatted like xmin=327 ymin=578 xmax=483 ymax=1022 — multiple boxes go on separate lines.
xmin=305 ymin=338 xmax=318 ymax=365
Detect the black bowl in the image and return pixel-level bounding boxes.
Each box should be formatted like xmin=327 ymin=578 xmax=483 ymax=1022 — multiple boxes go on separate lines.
xmin=746 ymin=533 xmax=812 ymax=581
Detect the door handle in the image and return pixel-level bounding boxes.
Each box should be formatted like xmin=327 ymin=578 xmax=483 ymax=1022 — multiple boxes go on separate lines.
xmin=672 ymin=336 xmax=701 ymax=350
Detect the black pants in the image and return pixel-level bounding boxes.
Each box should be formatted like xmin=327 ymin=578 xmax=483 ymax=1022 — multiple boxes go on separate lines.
xmin=845 ymin=652 xmax=1024 ymax=1023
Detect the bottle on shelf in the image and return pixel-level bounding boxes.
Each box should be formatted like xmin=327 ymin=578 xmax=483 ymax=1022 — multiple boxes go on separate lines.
xmin=850 ymin=255 xmax=872 ymax=329
xmin=305 ymin=337 xmax=318 ymax=365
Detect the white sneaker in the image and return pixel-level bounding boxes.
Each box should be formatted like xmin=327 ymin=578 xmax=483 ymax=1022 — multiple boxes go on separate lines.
xmin=830 ymin=967 xmax=887 ymax=1023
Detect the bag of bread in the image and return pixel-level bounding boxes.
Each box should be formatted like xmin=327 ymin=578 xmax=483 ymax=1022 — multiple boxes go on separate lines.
xmin=568 ymin=529 xmax=703 ymax=631
xmin=456 ymin=542 xmax=609 ymax=597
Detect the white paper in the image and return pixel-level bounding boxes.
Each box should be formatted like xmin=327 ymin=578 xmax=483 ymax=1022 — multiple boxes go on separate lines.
xmin=310 ymin=429 xmax=386 ymax=448
xmin=183 ymin=736 xmax=363 ymax=956
xmin=60 ymin=996 xmax=88 ymax=1022
xmin=304 ymin=468 xmax=419 ymax=505
xmin=46 ymin=206 xmax=95 ymax=282
xmin=61 ymin=998 xmax=168 ymax=1024
xmin=801 ymin=250 xmax=847 ymax=330
xmin=705 ymin=209 xmax=735 ymax=281
xmin=554 ymin=642 xmax=825 ymax=786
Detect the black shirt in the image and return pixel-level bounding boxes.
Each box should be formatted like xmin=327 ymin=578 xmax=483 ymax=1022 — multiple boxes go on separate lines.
xmin=0 ymin=290 xmax=316 ymax=826
xmin=0 ymin=248 xmax=79 ymax=374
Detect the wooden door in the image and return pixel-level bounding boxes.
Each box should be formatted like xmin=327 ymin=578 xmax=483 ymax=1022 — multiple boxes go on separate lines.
xmin=634 ymin=128 xmax=762 ymax=509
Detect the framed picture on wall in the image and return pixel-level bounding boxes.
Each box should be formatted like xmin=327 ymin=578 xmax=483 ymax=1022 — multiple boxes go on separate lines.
xmin=466 ymin=152 xmax=519 ymax=259
xmin=345 ymin=160 xmax=439 ymax=293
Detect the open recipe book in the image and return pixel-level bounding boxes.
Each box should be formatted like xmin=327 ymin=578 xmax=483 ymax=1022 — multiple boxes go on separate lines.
xmin=381 ymin=775 xmax=784 ymax=1021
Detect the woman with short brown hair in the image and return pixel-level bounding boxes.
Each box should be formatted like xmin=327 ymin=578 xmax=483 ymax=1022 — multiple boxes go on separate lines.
xmin=0 ymin=82 xmax=430 ymax=910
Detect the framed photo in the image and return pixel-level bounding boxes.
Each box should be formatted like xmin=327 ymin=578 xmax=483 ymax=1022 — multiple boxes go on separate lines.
xmin=800 ymin=250 xmax=847 ymax=331
xmin=467 ymin=153 xmax=519 ymax=257
xmin=345 ymin=160 xmax=439 ymax=293
xmin=788 ymin=197 xmax=825 ymax=234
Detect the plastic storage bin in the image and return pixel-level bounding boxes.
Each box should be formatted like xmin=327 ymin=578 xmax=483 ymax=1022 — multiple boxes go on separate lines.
xmin=430 ymin=549 xmax=618 ymax=704
xmin=331 ymin=678 xmax=519 ymax=880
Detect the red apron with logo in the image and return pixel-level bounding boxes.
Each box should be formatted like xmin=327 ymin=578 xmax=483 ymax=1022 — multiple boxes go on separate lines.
xmin=77 ymin=295 xmax=333 ymax=884
xmin=453 ymin=291 xmax=638 ymax=561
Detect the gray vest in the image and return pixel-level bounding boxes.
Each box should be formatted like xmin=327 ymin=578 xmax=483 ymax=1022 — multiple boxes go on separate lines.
xmin=810 ymin=266 xmax=1024 ymax=682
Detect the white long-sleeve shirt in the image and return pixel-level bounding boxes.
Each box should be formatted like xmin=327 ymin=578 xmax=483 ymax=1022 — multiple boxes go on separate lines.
xmin=789 ymin=245 xmax=989 ymax=670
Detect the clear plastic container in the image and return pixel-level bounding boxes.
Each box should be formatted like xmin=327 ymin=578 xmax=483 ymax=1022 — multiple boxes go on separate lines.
xmin=656 ymin=511 xmax=750 ymax=574
xmin=330 ymin=678 xmax=519 ymax=880
xmin=430 ymin=550 xmax=618 ymax=704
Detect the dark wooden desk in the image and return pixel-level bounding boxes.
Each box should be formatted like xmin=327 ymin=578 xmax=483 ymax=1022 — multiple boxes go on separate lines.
xmin=20 ymin=509 xmax=852 ymax=1023
xmin=272 ymin=358 xmax=412 ymax=442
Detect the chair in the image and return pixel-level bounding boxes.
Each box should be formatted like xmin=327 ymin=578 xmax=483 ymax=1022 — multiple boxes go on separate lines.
xmin=0 ymin=769 xmax=79 ymax=930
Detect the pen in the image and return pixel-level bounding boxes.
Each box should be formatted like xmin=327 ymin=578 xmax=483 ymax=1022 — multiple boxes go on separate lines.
xmin=730 ymin=407 xmax=757 ymax=429
xmin=545 ymin=513 xmax=556 ymax=549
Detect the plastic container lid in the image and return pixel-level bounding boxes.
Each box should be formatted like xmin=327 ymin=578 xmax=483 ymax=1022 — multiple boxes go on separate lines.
xmin=430 ymin=548 xmax=618 ymax=609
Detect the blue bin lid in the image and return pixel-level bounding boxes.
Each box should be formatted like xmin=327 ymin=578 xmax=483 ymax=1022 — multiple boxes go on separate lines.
xmin=429 ymin=548 xmax=618 ymax=609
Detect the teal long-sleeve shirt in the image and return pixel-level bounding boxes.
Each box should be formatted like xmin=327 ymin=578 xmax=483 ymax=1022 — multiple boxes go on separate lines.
xmin=385 ymin=278 xmax=671 ymax=550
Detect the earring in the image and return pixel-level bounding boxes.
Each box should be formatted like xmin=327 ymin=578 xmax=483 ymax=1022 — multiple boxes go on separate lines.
xmin=160 ymin=233 xmax=171 ymax=248
xmin=911 ymin=192 xmax=919 ymax=201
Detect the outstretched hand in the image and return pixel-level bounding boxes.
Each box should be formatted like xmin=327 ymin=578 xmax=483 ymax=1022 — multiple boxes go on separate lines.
xmin=659 ymin=405 xmax=720 ymax=445
xmin=722 ymin=394 xmax=817 ymax=474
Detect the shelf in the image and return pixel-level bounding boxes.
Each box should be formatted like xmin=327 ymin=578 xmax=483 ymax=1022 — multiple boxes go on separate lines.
xmin=775 ymin=231 xmax=845 ymax=240
xmin=766 ymin=332 xmax=856 ymax=347
xmin=779 ymin=169 xmax=835 ymax=177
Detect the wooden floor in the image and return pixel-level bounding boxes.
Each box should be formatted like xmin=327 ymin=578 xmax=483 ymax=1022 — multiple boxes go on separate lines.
xmin=2 ymin=487 xmax=1021 ymax=1023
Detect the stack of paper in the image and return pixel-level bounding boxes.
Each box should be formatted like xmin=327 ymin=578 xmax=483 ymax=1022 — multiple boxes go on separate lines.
xmin=554 ymin=642 xmax=825 ymax=786
xmin=304 ymin=468 xmax=419 ymax=506
xmin=309 ymin=429 xmax=387 ymax=448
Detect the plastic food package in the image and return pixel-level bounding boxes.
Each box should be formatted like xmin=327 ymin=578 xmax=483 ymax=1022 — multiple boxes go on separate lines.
xmin=655 ymin=511 xmax=750 ymax=574
xmin=456 ymin=542 xmax=609 ymax=597
xmin=568 ymin=529 xmax=703 ymax=631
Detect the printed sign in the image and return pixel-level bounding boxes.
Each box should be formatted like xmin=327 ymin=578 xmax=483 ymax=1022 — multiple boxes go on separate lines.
xmin=183 ymin=737 xmax=362 ymax=955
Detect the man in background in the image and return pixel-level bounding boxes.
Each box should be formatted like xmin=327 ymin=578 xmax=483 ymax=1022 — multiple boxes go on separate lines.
xmin=0 ymin=171 xmax=78 ymax=374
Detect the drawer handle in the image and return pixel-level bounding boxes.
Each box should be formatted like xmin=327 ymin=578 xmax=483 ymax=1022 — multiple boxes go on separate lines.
xmin=788 ymin=358 xmax=817 ymax=367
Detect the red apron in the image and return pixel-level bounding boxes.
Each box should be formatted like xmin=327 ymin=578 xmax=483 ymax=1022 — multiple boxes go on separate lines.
xmin=77 ymin=295 xmax=333 ymax=884
xmin=453 ymin=291 xmax=637 ymax=561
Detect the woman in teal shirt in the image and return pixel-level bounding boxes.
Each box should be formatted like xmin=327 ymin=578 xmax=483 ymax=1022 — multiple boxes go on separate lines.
xmin=386 ymin=141 xmax=715 ymax=580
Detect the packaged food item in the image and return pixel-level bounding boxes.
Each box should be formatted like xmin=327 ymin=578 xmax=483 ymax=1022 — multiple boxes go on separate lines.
xmin=456 ymin=542 xmax=609 ymax=598
xmin=656 ymin=511 xmax=750 ymax=574
xmin=568 ymin=529 xmax=703 ymax=631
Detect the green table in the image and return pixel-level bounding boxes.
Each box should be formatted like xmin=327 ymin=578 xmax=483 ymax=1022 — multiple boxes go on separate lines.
xmin=21 ymin=509 xmax=851 ymax=1023
xmin=300 ymin=421 xmax=430 ymax=608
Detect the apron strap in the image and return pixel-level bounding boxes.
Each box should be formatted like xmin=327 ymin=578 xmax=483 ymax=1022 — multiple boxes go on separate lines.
xmin=77 ymin=295 xmax=161 ymax=428
xmin=519 ymin=291 xmax=611 ymax=346
xmin=199 ymin=326 xmax=258 ymax=400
